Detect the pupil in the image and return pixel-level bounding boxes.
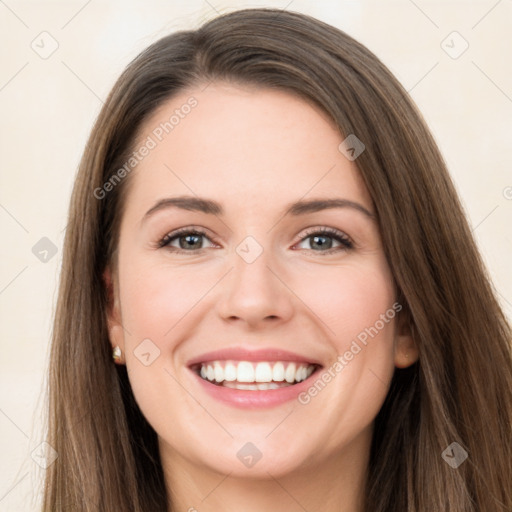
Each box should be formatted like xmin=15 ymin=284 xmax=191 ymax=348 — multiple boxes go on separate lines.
xmin=312 ymin=235 xmax=332 ymax=250
xmin=181 ymin=234 xmax=201 ymax=249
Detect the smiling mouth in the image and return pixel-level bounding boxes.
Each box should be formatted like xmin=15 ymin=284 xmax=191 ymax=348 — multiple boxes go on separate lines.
xmin=191 ymin=360 xmax=320 ymax=390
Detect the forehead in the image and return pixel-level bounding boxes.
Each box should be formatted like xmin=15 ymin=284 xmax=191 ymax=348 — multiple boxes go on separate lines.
xmin=126 ymin=82 xmax=372 ymax=215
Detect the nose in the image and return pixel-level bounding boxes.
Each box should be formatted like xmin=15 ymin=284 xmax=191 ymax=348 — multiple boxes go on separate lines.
xmin=216 ymin=243 xmax=294 ymax=329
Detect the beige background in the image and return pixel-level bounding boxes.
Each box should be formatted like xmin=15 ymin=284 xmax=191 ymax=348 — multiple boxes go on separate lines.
xmin=1 ymin=0 xmax=511 ymax=509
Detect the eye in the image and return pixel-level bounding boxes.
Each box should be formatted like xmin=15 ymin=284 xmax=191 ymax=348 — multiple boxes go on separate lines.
xmin=158 ymin=227 xmax=217 ymax=253
xmin=294 ymin=227 xmax=353 ymax=254
xmin=157 ymin=226 xmax=353 ymax=255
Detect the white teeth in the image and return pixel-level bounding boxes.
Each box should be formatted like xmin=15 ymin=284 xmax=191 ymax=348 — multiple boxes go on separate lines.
xmin=223 ymin=381 xmax=288 ymax=390
xmin=213 ymin=362 xmax=224 ymax=383
xmin=237 ymin=361 xmax=255 ymax=382
xmin=272 ymin=362 xmax=285 ymax=381
xmin=197 ymin=360 xmax=317 ymax=387
xmin=224 ymin=382 xmax=259 ymax=390
xmin=258 ymin=382 xmax=281 ymax=390
xmin=224 ymin=362 xmax=237 ymax=381
xmin=285 ymin=362 xmax=296 ymax=383
xmin=254 ymin=362 xmax=272 ymax=382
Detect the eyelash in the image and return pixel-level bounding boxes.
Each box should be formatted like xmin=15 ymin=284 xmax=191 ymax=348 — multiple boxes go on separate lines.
xmin=157 ymin=226 xmax=354 ymax=255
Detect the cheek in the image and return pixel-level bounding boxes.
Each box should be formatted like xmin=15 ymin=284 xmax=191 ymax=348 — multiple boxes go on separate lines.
xmin=292 ymin=262 xmax=398 ymax=437
xmin=295 ymin=259 xmax=396 ymax=344
xmin=293 ymin=259 xmax=398 ymax=408
xmin=119 ymin=258 xmax=213 ymax=340
xmin=117 ymin=256 xmax=213 ymax=426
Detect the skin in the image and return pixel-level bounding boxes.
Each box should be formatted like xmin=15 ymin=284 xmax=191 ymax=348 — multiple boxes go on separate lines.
xmin=105 ymin=82 xmax=419 ymax=512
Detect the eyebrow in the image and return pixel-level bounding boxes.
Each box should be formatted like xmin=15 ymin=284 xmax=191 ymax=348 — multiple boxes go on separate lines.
xmin=142 ymin=195 xmax=375 ymax=223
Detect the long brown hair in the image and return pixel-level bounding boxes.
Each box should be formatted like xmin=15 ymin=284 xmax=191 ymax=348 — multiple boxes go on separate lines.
xmin=42 ymin=8 xmax=512 ymax=511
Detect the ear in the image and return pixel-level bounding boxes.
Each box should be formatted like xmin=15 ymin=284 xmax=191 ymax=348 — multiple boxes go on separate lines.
xmin=393 ymin=306 xmax=419 ymax=369
xmin=103 ymin=266 xmax=125 ymax=365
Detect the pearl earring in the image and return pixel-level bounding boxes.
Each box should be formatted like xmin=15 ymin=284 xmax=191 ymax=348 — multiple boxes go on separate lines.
xmin=112 ymin=346 xmax=122 ymax=361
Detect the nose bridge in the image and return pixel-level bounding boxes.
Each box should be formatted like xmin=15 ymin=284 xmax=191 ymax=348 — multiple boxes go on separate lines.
xmin=217 ymin=234 xmax=293 ymax=325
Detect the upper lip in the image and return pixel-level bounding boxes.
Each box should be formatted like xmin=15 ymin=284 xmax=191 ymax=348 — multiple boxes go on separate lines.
xmin=187 ymin=347 xmax=323 ymax=367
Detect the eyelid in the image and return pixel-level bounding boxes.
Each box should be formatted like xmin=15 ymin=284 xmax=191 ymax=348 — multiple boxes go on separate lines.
xmin=157 ymin=226 xmax=220 ymax=249
xmin=294 ymin=226 xmax=354 ymax=251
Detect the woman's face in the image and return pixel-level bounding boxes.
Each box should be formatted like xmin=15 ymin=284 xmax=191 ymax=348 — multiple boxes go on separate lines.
xmin=106 ymin=82 xmax=417 ymax=479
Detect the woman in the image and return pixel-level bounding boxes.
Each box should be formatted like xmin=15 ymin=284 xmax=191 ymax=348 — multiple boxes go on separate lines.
xmin=42 ymin=7 xmax=512 ymax=512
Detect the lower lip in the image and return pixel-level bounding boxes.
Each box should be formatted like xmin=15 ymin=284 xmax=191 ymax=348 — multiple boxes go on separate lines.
xmin=190 ymin=368 xmax=320 ymax=408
